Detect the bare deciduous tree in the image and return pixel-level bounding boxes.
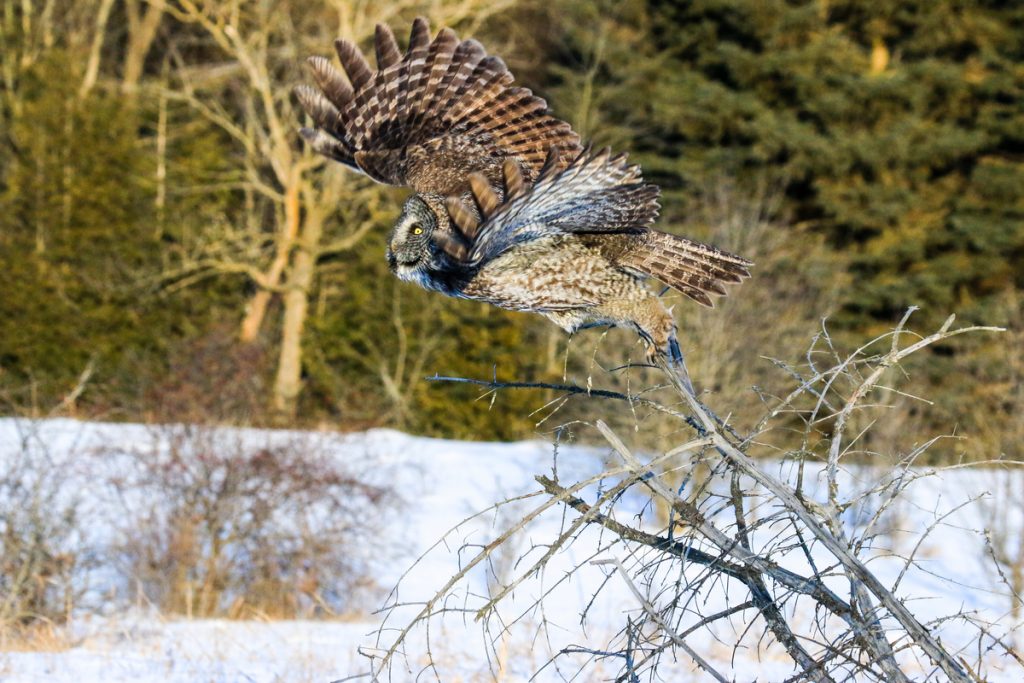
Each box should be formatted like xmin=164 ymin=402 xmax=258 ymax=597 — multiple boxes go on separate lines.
xmin=157 ymin=0 xmax=518 ymax=418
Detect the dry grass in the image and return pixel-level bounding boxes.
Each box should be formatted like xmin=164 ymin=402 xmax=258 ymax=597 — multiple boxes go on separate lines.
xmin=0 ymin=622 xmax=75 ymax=652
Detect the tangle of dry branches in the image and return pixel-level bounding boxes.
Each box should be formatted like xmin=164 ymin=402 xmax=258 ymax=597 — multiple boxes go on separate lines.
xmin=356 ymin=311 xmax=1018 ymax=682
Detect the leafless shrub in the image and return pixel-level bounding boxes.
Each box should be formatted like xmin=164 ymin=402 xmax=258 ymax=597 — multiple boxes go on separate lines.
xmin=103 ymin=425 xmax=397 ymax=619
xmin=361 ymin=310 xmax=1022 ymax=681
xmin=0 ymin=422 xmax=86 ymax=635
xmin=142 ymin=325 xmax=272 ymax=424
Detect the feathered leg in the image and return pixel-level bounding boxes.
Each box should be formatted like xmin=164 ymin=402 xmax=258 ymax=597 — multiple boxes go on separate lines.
xmin=574 ymin=294 xmax=697 ymax=394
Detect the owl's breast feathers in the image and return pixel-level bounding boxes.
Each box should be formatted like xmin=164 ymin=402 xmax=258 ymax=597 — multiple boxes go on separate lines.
xmin=464 ymin=237 xmax=626 ymax=312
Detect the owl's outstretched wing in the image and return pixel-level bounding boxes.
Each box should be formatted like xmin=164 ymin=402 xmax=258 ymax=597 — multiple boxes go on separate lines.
xmin=443 ymin=147 xmax=754 ymax=307
xmin=296 ymin=18 xmax=582 ymax=196
xmin=441 ymin=147 xmax=661 ymax=265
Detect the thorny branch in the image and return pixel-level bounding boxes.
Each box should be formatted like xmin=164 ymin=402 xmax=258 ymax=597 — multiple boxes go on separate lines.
xmin=592 ymin=557 xmax=731 ymax=683
xmin=362 ymin=312 xmax=1015 ymax=681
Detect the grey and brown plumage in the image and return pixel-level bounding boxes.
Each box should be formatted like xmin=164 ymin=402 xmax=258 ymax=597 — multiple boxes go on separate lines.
xmin=297 ymin=19 xmax=752 ymax=372
xmin=394 ymin=147 xmax=752 ymax=367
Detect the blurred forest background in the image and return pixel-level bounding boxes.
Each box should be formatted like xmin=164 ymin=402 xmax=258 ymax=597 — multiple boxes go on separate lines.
xmin=0 ymin=0 xmax=1020 ymax=461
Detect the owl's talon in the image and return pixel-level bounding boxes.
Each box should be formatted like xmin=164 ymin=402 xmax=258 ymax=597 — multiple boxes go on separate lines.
xmin=658 ymin=337 xmax=696 ymax=395
xmin=668 ymin=337 xmax=683 ymax=364
xmin=642 ymin=343 xmax=696 ymax=394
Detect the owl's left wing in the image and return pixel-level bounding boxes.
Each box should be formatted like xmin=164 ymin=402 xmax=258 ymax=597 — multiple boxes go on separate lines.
xmin=439 ymin=147 xmax=660 ymax=265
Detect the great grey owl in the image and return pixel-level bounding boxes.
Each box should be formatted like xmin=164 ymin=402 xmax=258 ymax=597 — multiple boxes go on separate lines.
xmin=296 ymin=18 xmax=752 ymax=369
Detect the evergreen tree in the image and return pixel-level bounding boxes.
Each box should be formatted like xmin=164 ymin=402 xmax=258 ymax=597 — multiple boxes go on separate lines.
xmin=546 ymin=0 xmax=1024 ymax=332
xmin=0 ymin=54 xmax=239 ymax=413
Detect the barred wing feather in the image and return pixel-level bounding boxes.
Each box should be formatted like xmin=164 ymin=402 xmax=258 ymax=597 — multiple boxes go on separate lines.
xmin=296 ymin=18 xmax=582 ymax=196
xmin=445 ymin=148 xmax=661 ymax=265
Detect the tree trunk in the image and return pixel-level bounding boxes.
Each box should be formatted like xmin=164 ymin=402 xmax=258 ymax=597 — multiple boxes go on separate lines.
xmin=240 ymin=290 xmax=273 ymax=343
xmin=79 ymin=0 xmax=116 ymax=98
xmin=239 ymin=175 xmax=302 ymax=343
xmin=271 ymin=207 xmax=323 ymax=419
xmin=870 ymin=36 xmax=889 ymax=75
xmin=122 ymin=1 xmax=164 ymax=94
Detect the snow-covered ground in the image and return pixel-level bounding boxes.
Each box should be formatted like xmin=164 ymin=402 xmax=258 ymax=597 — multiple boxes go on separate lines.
xmin=1 ymin=418 xmax=1022 ymax=682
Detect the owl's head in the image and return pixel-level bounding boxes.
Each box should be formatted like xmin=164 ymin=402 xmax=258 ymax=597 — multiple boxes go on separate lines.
xmin=387 ymin=194 xmax=452 ymax=286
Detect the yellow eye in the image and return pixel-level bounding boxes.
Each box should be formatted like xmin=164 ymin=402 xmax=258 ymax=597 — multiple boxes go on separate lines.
xmin=412 ymin=225 xmax=423 ymax=235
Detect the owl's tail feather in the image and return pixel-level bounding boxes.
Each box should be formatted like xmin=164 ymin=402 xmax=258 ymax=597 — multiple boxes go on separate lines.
xmin=623 ymin=231 xmax=753 ymax=307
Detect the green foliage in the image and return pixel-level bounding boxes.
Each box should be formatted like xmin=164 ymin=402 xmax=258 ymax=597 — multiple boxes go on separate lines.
xmin=0 ymin=55 xmax=147 ymax=390
xmin=0 ymin=54 xmax=240 ymax=413
xmin=546 ymin=0 xmax=1024 ymax=332
xmin=534 ymin=0 xmax=1022 ymax=456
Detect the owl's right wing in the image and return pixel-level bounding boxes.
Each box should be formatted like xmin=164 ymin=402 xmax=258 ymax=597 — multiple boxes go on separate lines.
xmin=443 ymin=147 xmax=754 ymax=307
xmin=296 ymin=18 xmax=581 ymax=196
xmin=440 ymin=147 xmax=661 ymax=266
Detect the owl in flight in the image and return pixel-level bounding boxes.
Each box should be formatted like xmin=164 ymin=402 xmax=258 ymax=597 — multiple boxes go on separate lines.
xmin=296 ymin=18 xmax=751 ymax=373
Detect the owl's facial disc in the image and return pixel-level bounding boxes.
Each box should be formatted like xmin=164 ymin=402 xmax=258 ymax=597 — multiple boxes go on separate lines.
xmin=387 ymin=195 xmax=437 ymax=278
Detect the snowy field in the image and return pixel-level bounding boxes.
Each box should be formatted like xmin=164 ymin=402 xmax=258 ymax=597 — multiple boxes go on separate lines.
xmin=1 ymin=418 xmax=1022 ymax=682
